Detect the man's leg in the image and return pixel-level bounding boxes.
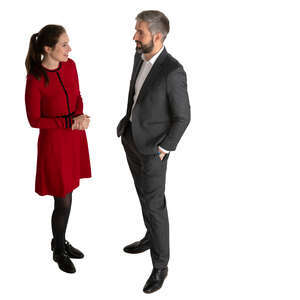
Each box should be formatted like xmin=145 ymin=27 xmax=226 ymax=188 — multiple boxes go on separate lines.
xmin=121 ymin=124 xmax=170 ymax=267
xmin=121 ymin=124 xmax=151 ymax=240
xmin=140 ymin=153 xmax=170 ymax=269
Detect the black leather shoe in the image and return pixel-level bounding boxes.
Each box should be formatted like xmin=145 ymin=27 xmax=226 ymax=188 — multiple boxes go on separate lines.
xmin=123 ymin=238 xmax=150 ymax=254
xmin=64 ymin=240 xmax=84 ymax=259
xmin=143 ymin=267 xmax=168 ymax=294
xmin=53 ymin=251 xmax=76 ymax=274
xmin=51 ymin=239 xmax=84 ymax=259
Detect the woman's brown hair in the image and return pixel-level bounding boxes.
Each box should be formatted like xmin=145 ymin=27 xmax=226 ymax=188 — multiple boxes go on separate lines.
xmin=25 ymin=24 xmax=66 ymax=85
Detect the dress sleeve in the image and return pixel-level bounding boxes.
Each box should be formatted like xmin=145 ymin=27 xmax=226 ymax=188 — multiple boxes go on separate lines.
xmin=25 ymin=75 xmax=72 ymax=129
xmin=71 ymin=60 xmax=84 ymax=117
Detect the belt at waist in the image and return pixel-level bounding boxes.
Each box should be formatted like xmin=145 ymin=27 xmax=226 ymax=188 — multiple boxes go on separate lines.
xmin=55 ymin=111 xmax=76 ymax=128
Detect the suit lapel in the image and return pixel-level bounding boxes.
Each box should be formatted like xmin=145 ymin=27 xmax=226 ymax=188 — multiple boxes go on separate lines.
xmin=126 ymin=55 xmax=143 ymax=116
xmin=129 ymin=56 xmax=143 ymax=96
xmin=135 ymin=48 xmax=168 ymax=105
xmin=127 ymin=48 xmax=168 ymax=117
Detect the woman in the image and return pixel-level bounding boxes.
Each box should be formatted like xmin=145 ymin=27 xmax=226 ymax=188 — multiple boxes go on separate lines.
xmin=25 ymin=25 xmax=91 ymax=274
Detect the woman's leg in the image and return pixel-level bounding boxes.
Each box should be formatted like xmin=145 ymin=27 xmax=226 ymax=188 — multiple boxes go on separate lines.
xmin=51 ymin=192 xmax=72 ymax=253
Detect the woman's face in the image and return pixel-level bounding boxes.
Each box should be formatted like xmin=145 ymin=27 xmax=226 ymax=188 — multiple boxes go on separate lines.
xmin=45 ymin=32 xmax=72 ymax=62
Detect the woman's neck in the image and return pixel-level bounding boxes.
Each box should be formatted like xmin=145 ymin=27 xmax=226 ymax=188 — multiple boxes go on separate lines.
xmin=42 ymin=56 xmax=60 ymax=70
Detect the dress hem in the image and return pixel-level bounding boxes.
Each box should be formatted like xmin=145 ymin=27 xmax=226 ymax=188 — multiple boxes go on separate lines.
xmin=35 ymin=176 xmax=92 ymax=197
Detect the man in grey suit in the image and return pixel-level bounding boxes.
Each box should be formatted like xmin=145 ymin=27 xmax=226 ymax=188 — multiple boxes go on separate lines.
xmin=117 ymin=10 xmax=190 ymax=293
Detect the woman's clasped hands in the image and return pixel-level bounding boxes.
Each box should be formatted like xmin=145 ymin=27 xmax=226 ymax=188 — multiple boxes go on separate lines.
xmin=72 ymin=114 xmax=90 ymax=130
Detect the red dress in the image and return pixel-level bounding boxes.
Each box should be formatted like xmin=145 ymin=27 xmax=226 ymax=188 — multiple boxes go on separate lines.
xmin=25 ymin=59 xmax=91 ymax=197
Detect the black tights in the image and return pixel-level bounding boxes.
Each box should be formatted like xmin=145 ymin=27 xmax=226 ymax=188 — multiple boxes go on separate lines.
xmin=51 ymin=192 xmax=72 ymax=253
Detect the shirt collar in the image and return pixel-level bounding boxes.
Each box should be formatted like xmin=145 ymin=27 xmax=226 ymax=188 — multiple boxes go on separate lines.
xmin=141 ymin=46 xmax=165 ymax=65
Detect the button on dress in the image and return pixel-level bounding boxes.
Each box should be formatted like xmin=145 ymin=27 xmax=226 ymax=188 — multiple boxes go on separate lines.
xmin=25 ymin=59 xmax=91 ymax=197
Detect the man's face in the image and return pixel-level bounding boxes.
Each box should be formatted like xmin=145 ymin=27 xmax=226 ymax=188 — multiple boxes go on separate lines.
xmin=133 ymin=21 xmax=154 ymax=54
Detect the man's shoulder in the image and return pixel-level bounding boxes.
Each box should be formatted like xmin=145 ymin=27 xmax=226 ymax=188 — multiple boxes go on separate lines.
xmin=162 ymin=51 xmax=183 ymax=75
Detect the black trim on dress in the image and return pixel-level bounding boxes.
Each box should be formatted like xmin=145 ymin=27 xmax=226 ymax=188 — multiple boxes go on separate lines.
xmin=56 ymin=72 xmax=71 ymax=127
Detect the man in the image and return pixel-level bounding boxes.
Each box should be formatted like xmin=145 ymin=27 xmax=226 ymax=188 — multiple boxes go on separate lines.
xmin=117 ymin=10 xmax=190 ymax=293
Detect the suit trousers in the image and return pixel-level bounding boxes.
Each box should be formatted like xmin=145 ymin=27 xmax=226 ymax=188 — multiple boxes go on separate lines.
xmin=121 ymin=122 xmax=170 ymax=268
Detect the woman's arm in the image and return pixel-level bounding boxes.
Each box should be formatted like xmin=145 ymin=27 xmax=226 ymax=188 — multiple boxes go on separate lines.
xmin=71 ymin=59 xmax=83 ymax=117
xmin=25 ymin=75 xmax=72 ymax=129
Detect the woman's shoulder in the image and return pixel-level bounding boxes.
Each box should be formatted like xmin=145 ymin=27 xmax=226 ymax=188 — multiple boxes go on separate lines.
xmin=26 ymin=73 xmax=41 ymax=85
xmin=63 ymin=58 xmax=79 ymax=74
xmin=65 ymin=58 xmax=76 ymax=67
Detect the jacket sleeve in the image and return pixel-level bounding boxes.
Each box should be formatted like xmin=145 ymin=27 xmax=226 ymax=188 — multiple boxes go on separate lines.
xmin=159 ymin=67 xmax=191 ymax=151
xmin=25 ymin=75 xmax=72 ymax=129
xmin=71 ymin=60 xmax=84 ymax=117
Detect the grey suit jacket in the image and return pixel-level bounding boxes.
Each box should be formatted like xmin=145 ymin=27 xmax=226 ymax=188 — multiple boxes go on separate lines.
xmin=117 ymin=48 xmax=191 ymax=155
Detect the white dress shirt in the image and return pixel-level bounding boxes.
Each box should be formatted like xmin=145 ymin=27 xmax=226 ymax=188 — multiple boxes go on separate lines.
xmin=130 ymin=46 xmax=169 ymax=153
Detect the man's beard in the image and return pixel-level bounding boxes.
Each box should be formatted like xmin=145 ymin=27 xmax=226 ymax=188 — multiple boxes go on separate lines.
xmin=135 ymin=39 xmax=154 ymax=54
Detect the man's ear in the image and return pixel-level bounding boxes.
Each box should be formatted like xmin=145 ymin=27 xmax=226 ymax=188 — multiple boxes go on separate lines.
xmin=154 ymin=32 xmax=163 ymax=43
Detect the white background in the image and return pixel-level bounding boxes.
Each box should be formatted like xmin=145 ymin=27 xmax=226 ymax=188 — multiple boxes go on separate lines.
xmin=1 ymin=0 xmax=300 ymax=299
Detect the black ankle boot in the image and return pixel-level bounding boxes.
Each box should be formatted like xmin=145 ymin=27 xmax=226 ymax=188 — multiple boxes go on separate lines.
xmin=51 ymin=239 xmax=84 ymax=259
xmin=53 ymin=250 xmax=76 ymax=273
xmin=64 ymin=240 xmax=84 ymax=259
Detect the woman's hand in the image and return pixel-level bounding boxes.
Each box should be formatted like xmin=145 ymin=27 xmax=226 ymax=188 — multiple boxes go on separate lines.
xmin=72 ymin=115 xmax=90 ymax=130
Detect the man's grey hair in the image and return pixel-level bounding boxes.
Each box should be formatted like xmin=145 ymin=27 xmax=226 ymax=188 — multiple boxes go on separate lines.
xmin=136 ymin=10 xmax=170 ymax=41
